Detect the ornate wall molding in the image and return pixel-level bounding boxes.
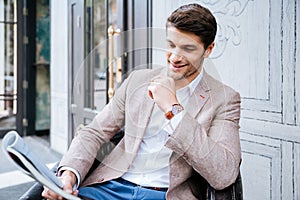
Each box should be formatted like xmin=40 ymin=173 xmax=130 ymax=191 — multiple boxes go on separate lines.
xmin=184 ymin=0 xmax=254 ymax=58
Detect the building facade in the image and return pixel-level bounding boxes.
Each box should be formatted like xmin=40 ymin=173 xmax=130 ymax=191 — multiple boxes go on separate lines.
xmin=50 ymin=0 xmax=300 ymax=199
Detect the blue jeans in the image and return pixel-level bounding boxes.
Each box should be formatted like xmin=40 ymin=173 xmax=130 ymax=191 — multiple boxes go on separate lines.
xmin=78 ymin=178 xmax=167 ymax=200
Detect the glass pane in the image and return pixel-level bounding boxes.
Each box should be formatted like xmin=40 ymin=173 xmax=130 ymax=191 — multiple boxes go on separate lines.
xmin=35 ymin=0 xmax=50 ymax=131
xmin=85 ymin=0 xmax=108 ymax=110
xmin=0 ymin=22 xmax=17 ymax=130
xmin=36 ymin=0 xmax=50 ymax=63
xmin=84 ymin=0 xmax=119 ymax=112
xmin=93 ymin=0 xmax=112 ymax=110
xmin=0 ymin=0 xmax=17 ymax=23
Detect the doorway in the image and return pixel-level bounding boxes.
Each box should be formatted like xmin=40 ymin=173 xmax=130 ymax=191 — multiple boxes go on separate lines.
xmin=68 ymin=0 xmax=152 ymax=143
xmin=0 ymin=0 xmax=51 ymax=137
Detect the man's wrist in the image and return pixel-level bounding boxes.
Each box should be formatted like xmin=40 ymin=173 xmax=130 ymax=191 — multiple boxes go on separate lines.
xmin=61 ymin=170 xmax=77 ymax=186
xmin=165 ymin=103 xmax=184 ymax=120
xmin=62 ymin=170 xmax=76 ymax=180
xmin=58 ymin=167 xmax=81 ymax=190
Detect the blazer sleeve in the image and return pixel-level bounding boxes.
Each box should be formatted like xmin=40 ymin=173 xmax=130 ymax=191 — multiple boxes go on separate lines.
xmin=165 ymin=88 xmax=241 ymax=190
xmin=59 ymin=71 xmax=135 ymax=182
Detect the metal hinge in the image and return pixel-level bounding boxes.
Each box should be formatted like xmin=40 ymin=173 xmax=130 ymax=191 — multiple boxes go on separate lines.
xmin=23 ymin=80 xmax=28 ymax=89
xmin=22 ymin=118 xmax=28 ymax=127
xmin=23 ymin=36 xmax=28 ymax=45
xmin=23 ymin=7 xmax=28 ymax=16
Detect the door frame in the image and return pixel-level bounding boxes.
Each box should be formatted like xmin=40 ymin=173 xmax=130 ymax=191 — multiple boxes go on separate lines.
xmin=68 ymin=0 xmax=85 ymax=144
xmin=67 ymin=0 xmax=153 ymax=144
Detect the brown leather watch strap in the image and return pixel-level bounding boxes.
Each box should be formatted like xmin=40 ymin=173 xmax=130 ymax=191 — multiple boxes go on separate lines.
xmin=165 ymin=110 xmax=174 ymax=120
xmin=165 ymin=103 xmax=184 ymax=120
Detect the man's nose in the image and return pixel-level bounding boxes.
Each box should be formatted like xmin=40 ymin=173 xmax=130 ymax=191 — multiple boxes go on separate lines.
xmin=169 ymin=52 xmax=183 ymax=63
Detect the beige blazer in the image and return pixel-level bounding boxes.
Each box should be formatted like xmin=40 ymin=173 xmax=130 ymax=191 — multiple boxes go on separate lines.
xmin=60 ymin=67 xmax=241 ymax=200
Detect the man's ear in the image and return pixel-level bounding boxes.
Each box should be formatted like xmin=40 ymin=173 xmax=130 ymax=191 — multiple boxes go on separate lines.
xmin=204 ymin=42 xmax=215 ymax=58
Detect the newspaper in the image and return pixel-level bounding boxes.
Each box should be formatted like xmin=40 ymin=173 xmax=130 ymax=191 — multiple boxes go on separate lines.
xmin=2 ymin=131 xmax=81 ymax=200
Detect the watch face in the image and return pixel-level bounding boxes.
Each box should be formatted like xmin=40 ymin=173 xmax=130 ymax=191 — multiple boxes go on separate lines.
xmin=172 ymin=104 xmax=183 ymax=115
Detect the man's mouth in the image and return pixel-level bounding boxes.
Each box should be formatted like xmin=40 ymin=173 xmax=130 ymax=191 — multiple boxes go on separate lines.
xmin=169 ymin=62 xmax=187 ymax=68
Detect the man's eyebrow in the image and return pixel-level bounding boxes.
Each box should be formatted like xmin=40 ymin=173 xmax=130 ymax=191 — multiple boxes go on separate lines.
xmin=177 ymin=44 xmax=198 ymax=50
xmin=166 ymin=39 xmax=197 ymax=47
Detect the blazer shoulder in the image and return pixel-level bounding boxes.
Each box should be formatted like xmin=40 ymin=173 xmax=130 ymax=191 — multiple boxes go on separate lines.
xmin=203 ymin=71 xmax=240 ymax=98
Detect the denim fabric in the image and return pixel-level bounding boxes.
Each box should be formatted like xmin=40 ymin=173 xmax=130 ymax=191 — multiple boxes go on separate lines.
xmin=78 ymin=179 xmax=166 ymax=200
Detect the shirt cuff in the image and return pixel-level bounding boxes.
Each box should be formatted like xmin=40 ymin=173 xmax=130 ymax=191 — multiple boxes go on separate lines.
xmin=164 ymin=112 xmax=183 ymax=135
xmin=58 ymin=166 xmax=81 ymax=190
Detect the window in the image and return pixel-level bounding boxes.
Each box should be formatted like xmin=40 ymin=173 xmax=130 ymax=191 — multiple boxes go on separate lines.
xmin=0 ymin=0 xmax=17 ymax=131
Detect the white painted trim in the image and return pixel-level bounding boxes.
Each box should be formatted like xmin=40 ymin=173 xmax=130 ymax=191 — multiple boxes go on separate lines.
xmin=240 ymin=118 xmax=300 ymax=142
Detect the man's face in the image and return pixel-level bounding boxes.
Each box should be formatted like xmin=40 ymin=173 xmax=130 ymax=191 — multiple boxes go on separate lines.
xmin=166 ymin=26 xmax=214 ymax=84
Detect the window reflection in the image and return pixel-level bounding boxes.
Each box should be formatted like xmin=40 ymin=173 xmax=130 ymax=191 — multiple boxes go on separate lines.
xmin=0 ymin=0 xmax=17 ymax=130
xmin=85 ymin=0 xmax=115 ymax=111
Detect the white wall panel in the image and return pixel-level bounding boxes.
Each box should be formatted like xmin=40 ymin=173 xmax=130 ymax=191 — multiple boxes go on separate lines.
xmin=240 ymin=131 xmax=281 ymax=199
xmin=295 ymin=143 xmax=300 ymax=199
xmin=50 ymin=94 xmax=69 ymax=154
xmin=240 ymin=131 xmax=298 ymax=199
xmin=241 ymin=152 xmax=271 ymax=200
xmin=296 ymin=0 xmax=300 ymax=126
xmin=50 ymin=0 xmax=69 ymax=154
xmin=282 ymin=0 xmax=297 ymax=125
xmin=282 ymin=141 xmax=293 ymax=200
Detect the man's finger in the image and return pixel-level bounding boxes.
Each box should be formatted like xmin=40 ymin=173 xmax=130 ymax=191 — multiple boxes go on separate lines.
xmin=42 ymin=187 xmax=62 ymax=200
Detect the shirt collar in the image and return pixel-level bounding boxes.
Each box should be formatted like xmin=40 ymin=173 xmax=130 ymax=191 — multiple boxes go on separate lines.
xmin=175 ymin=69 xmax=204 ymax=104
xmin=177 ymin=69 xmax=204 ymax=95
xmin=188 ymin=69 xmax=204 ymax=95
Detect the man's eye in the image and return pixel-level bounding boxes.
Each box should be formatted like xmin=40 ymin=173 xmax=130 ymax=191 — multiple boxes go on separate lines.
xmin=184 ymin=47 xmax=195 ymax=52
xmin=167 ymin=43 xmax=175 ymax=48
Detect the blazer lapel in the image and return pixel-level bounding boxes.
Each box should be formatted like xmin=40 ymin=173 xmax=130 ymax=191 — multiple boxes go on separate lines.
xmin=136 ymin=68 xmax=166 ymax=137
xmin=138 ymin=89 xmax=155 ymax=130
xmin=185 ymin=71 xmax=211 ymax=118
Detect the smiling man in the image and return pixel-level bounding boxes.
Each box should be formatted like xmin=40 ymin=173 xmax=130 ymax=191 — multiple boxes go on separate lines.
xmin=43 ymin=3 xmax=241 ymax=200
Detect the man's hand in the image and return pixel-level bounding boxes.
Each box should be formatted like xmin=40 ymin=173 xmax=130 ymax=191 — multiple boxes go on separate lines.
xmin=148 ymin=75 xmax=179 ymax=112
xmin=42 ymin=170 xmax=78 ymax=200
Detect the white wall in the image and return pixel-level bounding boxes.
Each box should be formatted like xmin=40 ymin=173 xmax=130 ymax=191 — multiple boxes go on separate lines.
xmin=152 ymin=0 xmax=300 ymax=199
xmin=50 ymin=0 xmax=69 ymax=154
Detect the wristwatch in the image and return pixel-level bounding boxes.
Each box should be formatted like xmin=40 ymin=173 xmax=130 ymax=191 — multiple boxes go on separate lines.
xmin=165 ymin=103 xmax=184 ymax=120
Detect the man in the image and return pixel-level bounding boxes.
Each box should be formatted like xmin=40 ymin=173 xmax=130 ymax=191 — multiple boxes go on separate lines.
xmin=43 ymin=3 xmax=241 ymax=200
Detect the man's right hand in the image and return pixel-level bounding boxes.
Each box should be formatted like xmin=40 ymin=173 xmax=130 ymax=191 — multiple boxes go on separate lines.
xmin=41 ymin=170 xmax=78 ymax=200
xmin=148 ymin=75 xmax=179 ymax=113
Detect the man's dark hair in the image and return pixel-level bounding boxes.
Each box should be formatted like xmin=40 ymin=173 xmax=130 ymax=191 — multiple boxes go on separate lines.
xmin=167 ymin=3 xmax=217 ymax=49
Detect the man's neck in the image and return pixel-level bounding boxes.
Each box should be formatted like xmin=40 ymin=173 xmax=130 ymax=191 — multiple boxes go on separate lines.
xmin=175 ymin=71 xmax=201 ymax=90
